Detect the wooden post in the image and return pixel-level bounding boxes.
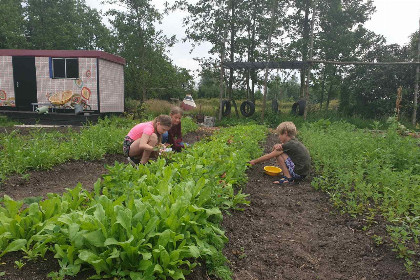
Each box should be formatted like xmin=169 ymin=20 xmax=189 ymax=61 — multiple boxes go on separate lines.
xmin=396 ymin=86 xmax=402 ymax=121
xmin=262 ymin=0 xmax=277 ymax=121
xmin=303 ymin=0 xmax=317 ymax=120
xmin=412 ymin=18 xmax=420 ymax=126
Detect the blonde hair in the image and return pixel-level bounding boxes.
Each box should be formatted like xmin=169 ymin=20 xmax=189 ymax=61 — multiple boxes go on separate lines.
xmin=276 ymin=121 xmax=297 ymax=138
xmin=170 ymin=106 xmax=183 ymax=116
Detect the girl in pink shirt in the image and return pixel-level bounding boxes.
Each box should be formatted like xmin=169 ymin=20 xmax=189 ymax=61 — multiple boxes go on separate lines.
xmin=123 ymin=115 xmax=172 ymax=165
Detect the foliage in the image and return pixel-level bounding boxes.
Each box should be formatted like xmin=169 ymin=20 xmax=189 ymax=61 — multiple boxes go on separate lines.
xmin=0 ymin=124 xmax=267 ymax=279
xmin=340 ymin=46 xmax=418 ymax=120
xmin=1 ymin=0 xmax=193 ymax=102
xmin=142 ymin=99 xmax=174 ymax=118
xmin=0 ymin=113 xmax=200 ymax=184
xmin=0 ymin=116 xmax=20 ymax=127
xmin=106 ymin=0 xmax=194 ymax=101
xmin=0 ymin=117 xmax=135 ymax=181
xmin=216 ymin=106 xmax=391 ymax=131
xmin=181 ymin=117 xmax=198 ymax=135
xmin=267 ymin=74 xmax=301 ymax=102
xmin=300 ymin=119 xmax=419 ymax=269
xmin=1 ymin=0 xmax=418 ymax=123
xmin=197 ymin=68 xmax=221 ymax=99
xmin=308 ymin=0 xmax=376 ymax=108
xmin=0 ymin=0 xmax=27 ymax=49
xmin=24 ymin=0 xmax=112 ymax=50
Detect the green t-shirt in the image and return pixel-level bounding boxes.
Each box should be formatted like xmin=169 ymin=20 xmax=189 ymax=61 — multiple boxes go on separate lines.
xmin=282 ymin=138 xmax=311 ymax=176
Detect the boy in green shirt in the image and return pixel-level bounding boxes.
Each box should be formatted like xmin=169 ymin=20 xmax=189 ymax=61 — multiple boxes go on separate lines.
xmin=249 ymin=121 xmax=311 ymax=184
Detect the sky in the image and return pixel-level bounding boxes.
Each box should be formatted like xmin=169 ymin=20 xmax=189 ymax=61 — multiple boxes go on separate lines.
xmin=86 ymin=0 xmax=420 ymax=82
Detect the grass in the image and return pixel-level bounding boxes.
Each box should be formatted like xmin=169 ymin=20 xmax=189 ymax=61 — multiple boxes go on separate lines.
xmin=0 ymin=115 xmax=20 ymax=126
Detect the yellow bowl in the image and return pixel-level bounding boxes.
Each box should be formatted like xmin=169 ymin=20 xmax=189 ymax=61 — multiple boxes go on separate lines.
xmin=264 ymin=166 xmax=282 ymax=176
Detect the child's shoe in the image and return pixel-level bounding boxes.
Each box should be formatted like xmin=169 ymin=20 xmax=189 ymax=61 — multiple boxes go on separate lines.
xmin=273 ymin=176 xmax=294 ymax=185
xmin=127 ymin=156 xmax=140 ymax=167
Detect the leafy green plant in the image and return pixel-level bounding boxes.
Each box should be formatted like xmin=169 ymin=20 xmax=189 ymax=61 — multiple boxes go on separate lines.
xmin=20 ymin=173 xmax=30 ymax=181
xmin=0 ymin=124 xmax=266 ymax=279
xmin=14 ymin=260 xmax=25 ymax=269
xmin=372 ymin=235 xmax=383 ymax=246
xmin=181 ymin=116 xmax=199 ymax=134
xmin=47 ymin=271 xmax=65 ymax=280
xmin=0 ymin=116 xmax=136 ymax=181
xmin=300 ymin=119 xmax=419 ymax=271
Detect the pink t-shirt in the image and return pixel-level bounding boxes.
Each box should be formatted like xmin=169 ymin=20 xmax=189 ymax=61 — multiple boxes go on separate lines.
xmin=127 ymin=121 xmax=155 ymax=141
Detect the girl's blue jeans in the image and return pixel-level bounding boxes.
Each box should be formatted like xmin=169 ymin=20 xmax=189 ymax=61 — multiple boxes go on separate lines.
xmin=162 ymin=131 xmax=169 ymax=144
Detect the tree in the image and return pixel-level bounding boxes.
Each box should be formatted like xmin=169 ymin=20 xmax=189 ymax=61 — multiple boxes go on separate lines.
xmin=0 ymin=0 xmax=27 ymax=48
xmin=284 ymin=0 xmax=376 ymax=112
xmin=106 ymin=0 xmax=178 ymax=101
xmin=198 ymin=67 xmax=221 ymax=98
xmin=314 ymin=0 xmax=375 ymax=110
xmin=270 ymin=73 xmax=301 ymax=101
xmin=25 ymin=0 xmax=111 ymax=50
xmin=340 ymin=42 xmax=416 ymax=119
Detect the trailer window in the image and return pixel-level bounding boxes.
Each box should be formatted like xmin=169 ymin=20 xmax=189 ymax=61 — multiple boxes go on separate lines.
xmin=52 ymin=58 xmax=79 ymax=79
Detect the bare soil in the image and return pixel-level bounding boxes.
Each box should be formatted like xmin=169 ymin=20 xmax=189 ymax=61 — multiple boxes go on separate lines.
xmin=0 ymin=128 xmax=418 ymax=280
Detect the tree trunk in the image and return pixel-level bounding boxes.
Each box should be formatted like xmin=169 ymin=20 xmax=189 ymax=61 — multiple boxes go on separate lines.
xmin=326 ymin=68 xmax=336 ymax=110
xmin=249 ymin=0 xmax=257 ymax=104
xmin=246 ymin=70 xmax=250 ymax=100
xmin=326 ymin=83 xmax=332 ymax=110
xmin=303 ymin=0 xmax=317 ymax=120
xmin=300 ymin=0 xmax=311 ymax=98
xmin=320 ymin=67 xmax=326 ymax=110
xmin=142 ymin=87 xmax=147 ymax=102
xmin=219 ymin=31 xmax=227 ymax=121
xmin=413 ymin=18 xmax=420 ymax=126
xmin=246 ymin=1 xmax=257 ymax=102
xmin=228 ymin=0 xmax=239 ymax=117
xmin=262 ymin=0 xmax=278 ymax=121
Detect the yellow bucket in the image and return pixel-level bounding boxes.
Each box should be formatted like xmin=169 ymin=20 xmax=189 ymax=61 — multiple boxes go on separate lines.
xmin=264 ymin=166 xmax=282 ymax=176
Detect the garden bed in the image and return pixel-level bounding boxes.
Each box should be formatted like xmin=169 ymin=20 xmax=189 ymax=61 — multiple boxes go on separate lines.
xmin=0 ymin=131 xmax=417 ymax=279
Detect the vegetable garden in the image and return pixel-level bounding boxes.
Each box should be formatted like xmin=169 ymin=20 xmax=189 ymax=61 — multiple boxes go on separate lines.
xmin=0 ymin=116 xmax=418 ymax=279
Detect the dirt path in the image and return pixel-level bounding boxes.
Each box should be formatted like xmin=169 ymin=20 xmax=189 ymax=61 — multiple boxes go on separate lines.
xmin=221 ymin=134 xmax=417 ymax=280
xmin=0 ymin=132 xmax=417 ymax=279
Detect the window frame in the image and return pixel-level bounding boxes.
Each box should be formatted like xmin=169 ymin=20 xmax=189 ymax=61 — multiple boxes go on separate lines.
xmin=51 ymin=57 xmax=79 ymax=79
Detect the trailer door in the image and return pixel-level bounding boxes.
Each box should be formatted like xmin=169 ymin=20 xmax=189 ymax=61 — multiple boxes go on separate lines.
xmin=12 ymin=56 xmax=37 ymax=111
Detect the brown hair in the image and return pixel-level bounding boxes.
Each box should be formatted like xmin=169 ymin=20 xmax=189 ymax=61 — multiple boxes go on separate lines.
xmin=276 ymin=121 xmax=297 ymax=138
xmin=170 ymin=106 xmax=183 ymax=116
xmin=153 ymin=115 xmax=172 ymax=142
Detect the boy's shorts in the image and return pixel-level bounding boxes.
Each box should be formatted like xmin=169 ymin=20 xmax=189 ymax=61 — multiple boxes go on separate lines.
xmin=285 ymin=157 xmax=304 ymax=180
xmin=123 ymin=136 xmax=134 ymax=157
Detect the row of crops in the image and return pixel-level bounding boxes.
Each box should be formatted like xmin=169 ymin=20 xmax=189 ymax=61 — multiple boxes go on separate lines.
xmin=1 ymin=115 xmax=418 ymax=276
xmin=300 ymin=119 xmax=419 ymax=272
xmin=0 ymin=116 xmax=199 ymax=181
xmin=0 ymin=124 xmax=267 ymax=279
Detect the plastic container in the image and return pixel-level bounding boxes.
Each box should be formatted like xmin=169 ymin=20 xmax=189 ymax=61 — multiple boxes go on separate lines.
xmin=264 ymin=166 xmax=282 ymax=176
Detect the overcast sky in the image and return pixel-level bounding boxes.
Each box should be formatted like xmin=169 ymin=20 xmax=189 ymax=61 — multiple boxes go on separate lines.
xmin=86 ymin=0 xmax=420 ymax=80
